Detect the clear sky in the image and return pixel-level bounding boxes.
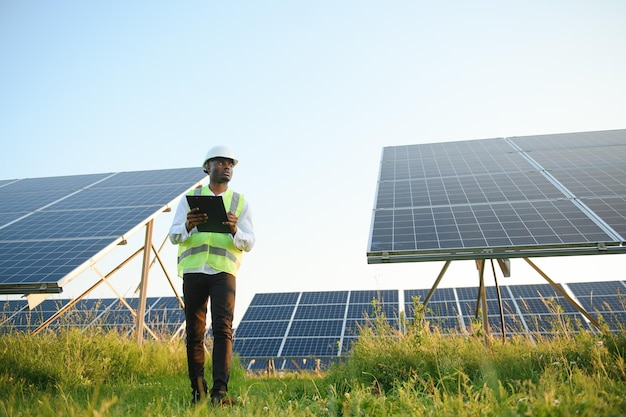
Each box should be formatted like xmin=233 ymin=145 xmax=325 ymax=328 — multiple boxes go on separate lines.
xmin=2 ymin=1 xmax=626 ymax=326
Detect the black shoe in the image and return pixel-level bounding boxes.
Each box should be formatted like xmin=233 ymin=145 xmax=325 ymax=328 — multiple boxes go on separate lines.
xmin=192 ymin=389 xmax=206 ymax=404
xmin=191 ymin=378 xmax=208 ymax=404
xmin=210 ymin=389 xmax=234 ymax=406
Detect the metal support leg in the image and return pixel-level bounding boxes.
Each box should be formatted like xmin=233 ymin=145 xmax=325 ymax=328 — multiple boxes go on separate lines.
xmin=490 ymin=259 xmax=506 ymax=341
xmin=423 ymin=260 xmax=451 ymax=306
xmin=477 ymin=260 xmax=489 ymax=341
xmin=136 ymin=219 xmax=154 ymax=344
xmin=523 ymin=258 xmax=601 ymax=330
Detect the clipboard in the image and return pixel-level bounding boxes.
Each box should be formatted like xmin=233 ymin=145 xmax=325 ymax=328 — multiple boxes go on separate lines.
xmin=185 ymin=195 xmax=231 ymax=233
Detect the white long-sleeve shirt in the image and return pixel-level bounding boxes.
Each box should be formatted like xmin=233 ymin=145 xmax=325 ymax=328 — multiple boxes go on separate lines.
xmin=169 ymin=188 xmax=255 ymax=276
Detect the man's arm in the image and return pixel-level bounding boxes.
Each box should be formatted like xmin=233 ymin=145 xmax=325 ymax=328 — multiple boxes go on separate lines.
xmin=169 ymin=196 xmax=193 ymax=244
xmin=232 ymin=201 xmax=255 ymax=252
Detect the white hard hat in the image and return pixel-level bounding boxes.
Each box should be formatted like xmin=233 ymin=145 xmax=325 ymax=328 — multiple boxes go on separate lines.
xmin=202 ymin=145 xmax=238 ymax=167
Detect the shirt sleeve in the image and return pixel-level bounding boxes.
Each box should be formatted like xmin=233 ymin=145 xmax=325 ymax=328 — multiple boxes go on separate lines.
xmin=168 ymin=196 xmax=193 ymax=244
xmin=232 ymin=200 xmax=255 ymax=252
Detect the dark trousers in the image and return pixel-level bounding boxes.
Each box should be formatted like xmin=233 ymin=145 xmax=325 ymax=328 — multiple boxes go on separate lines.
xmin=183 ymin=272 xmax=236 ymax=394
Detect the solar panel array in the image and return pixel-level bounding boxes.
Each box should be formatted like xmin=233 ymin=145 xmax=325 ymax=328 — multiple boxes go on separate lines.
xmin=233 ymin=289 xmax=400 ymax=371
xmin=0 ymin=296 xmax=185 ymax=336
xmin=2 ymin=280 xmax=624 ymax=370
xmin=0 ymin=168 xmax=203 ymax=294
xmin=237 ymin=282 xmax=625 ymax=371
xmin=368 ymin=129 xmax=626 ymax=263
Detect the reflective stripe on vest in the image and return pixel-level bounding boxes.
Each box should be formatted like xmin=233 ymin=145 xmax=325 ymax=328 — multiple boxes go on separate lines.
xmin=177 ymin=187 xmax=245 ymax=277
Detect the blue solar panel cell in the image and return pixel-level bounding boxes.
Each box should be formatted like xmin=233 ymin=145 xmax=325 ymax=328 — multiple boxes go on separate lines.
xmin=581 ymin=198 xmax=626 ymax=239
xmin=458 ymin=300 xmax=517 ymax=317
xmin=148 ymin=297 xmax=181 ymax=310
xmin=455 ymin=287 xmax=482 ymax=301
xmin=0 ymin=239 xmax=113 ymax=286
xmin=343 ymin=319 xmax=367 ymax=336
xmin=0 ymin=190 xmax=83 ymax=215
xmin=381 ymin=138 xmax=528 ymax=180
xmin=485 ymin=316 xmax=530 ymax=334
xmin=340 ymin=337 xmax=359 ymax=354
xmin=509 ymin=130 xmax=626 ymax=151
xmin=91 ymin=168 xmax=202 ymax=188
xmin=299 ymin=291 xmax=348 ymax=305
xmin=406 ymin=287 xmax=456 ymax=302
xmin=524 ymin=314 xmax=590 ymax=333
xmin=0 ymin=213 xmax=26 ymax=228
xmin=49 ymin=184 xmax=187 ymax=210
xmin=596 ymin=312 xmax=626 ymax=327
xmin=234 ymin=338 xmax=282 ymax=357
xmin=378 ymin=171 xmax=567 ymax=210
xmin=576 ymin=297 xmax=625 ymax=312
xmin=0 ymin=299 xmax=27 ymax=313
xmin=280 ymin=337 xmax=339 ymax=356
xmin=346 ymin=303 xmax=399 ymax=320
xmin=235 ymin=321 xmax=288 ymax=338
xmin=145 ymin=308 xmax=185 ymax=325
xmin=568 ymin=281 xmax=625 ymax=296
xmin=287 ymin=320 xmax=344 ymax=337
xmin=0 ymin=173 xmax=112 ymax=194
xmin=528 ymin=145 xmax=626 ymax=171
xmin=427 ymin=317 xmax=463 ymax=332
xmin=0 ymin=208 xmax=156 ymax=241
xmin=249 ymin=292 xmax=300 ymax=306
xmin=294 ymin=304 xmax=346 ymax=320
xmin=240 ymin=305 xmax=295 ymax=321
xmin=421 ymin=301 xmax=460 ymax=317
xmin=95 ymin=310 xmax=136 ymax=326
xmin=552 ymin=167 xmax=626 ymax=199
xmin=508 ymin=284 xmax=561 ymax=299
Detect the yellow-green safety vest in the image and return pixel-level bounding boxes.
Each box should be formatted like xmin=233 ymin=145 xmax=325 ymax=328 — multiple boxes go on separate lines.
xmin=177 ymin=187 xmax=245 ymax=277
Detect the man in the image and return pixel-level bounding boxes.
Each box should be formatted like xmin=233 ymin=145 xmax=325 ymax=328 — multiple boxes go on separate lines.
xmin=169 ymin=145 xmax=255 ymax=405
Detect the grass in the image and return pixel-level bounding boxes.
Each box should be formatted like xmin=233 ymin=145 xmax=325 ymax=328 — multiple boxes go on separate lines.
xmin=1 ymin=304 xmax=626 ymax=416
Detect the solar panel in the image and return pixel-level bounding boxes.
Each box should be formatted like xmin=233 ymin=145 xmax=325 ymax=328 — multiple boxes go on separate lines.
xmin=368 ymin=129 xmax=626 ymax=263
xmin=0 ymin=168 xmax=203 ymax=295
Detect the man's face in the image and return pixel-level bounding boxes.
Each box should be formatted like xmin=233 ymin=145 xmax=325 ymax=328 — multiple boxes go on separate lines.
xmin=206 ymin=157 xmax=234 ymax=183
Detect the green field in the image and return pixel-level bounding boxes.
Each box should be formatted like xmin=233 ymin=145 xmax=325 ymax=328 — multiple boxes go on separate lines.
xmin=1 ymin=308 xmax=625 ymax=416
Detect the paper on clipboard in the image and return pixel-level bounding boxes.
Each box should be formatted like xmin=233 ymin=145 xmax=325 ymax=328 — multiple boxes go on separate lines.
xmin=185 ymin=195 xmax=231 ymax=233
